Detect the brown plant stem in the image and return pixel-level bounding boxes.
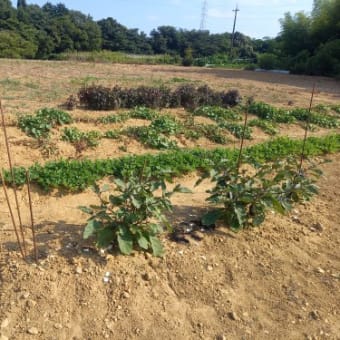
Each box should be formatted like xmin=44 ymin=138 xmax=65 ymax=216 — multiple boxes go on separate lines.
xmin=237 ymin=104 xmax=250 ymax=171
xmin=299 ymin=84 xmax=316 ymax=172
xmin=0 ymin=100 xmax=27 ymax=256
xmin=0 ymin=171 xmax=25 ymax=259
xmin=26 ymin=170 xmax=39 ymax=263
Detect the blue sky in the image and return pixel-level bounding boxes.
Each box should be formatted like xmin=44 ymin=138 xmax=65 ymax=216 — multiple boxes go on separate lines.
xmin=14 ymin=0 xmax=313 ymax=38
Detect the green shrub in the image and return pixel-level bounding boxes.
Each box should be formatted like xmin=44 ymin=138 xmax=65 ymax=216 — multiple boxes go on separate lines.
xmin=80 ymin=166 xmax=190 ymax=256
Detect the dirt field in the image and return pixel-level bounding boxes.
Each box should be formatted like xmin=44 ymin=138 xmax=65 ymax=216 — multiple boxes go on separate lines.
xmin=0 ymin=60 xmax=339 ymax=340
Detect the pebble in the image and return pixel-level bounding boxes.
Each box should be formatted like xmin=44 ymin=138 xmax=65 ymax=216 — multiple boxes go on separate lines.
xmin=26 ymin=300 xmax=37 ymax=308
xmin=28 ymin=327 xmax=39 ymax=335
xmin=122 ymin=291 xmax=130 ymax=299
xmin=54 ymin=323 xmax=63 ymax=330
xmin=312 ymin=222 xmax=324 ymax=232
xmin=142 ymin=273 xmax=151 ymax=281
xmin=310 ymin=310 xmax=320 ymax=320
xmin=216 ymin=335 xmax=227 ymax=340
xmin=316 ymin=267 xmax=325 ymax=274
xmin=228 ymin=311 xmax=239 ymax=321
xmin=75 ymin=266 xmax=83 ymax=274
xmin=0 ymin=319 xmax=9 ymax=329
xmin=207 ymin=265 xmax=213 ymax=271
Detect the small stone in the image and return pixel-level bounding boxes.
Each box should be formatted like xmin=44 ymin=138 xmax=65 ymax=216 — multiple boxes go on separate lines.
xmin=22 ymin=292 xmax=30 ymax=299
xmin=313 ymin=222 xmax=324 ymax=232
xmin=54 ymin=323 xmax=63 ymax=330
xmin=216 ymin=335 xmax=227 ymax=340
xmin=228 ymin=311 xmax=239 ymax=321
xmin=310 ymin=310 xmax=320 ymax=320
xmin=142 ymin=273 xmax=151 ymax=281
xmin=26 ymin=300 xmax=37 ymax=308
xmin=1 ymin=319 xmax=9 ymax=329
xmin=75 ymin=266 xmax=83 ymax=274
xmin=316 ymin=267 xmax=325 ymax=274
xmin=122 ymin=291 xmax=130 ymax=299
xmin=207 ymin=265 xmax=213 ymax=271
xmin=28 ymin=327 xmax=39 ymax=335
xmin=292 ymin=215 xmax=300 ymax=223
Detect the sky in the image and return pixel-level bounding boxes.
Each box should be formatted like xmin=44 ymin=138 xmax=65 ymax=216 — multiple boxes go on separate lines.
xmin=13 ymin=0 xmax=313 ymax=39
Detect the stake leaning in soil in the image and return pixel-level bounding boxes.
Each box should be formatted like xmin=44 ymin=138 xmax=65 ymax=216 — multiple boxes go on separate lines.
xmin=299 ymin=84 xmax=316 ymax=172
xmin=0 ymin=171 xmax=25 ymax=259
xmin=0 ymin=100 xmax=27 ymax=256
xmin=26 ymin=170 xmax=39 ymax=262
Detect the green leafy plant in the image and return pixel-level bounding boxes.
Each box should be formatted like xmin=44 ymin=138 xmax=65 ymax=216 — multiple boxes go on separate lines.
xmin=198 ymin=156 xmax=321 ymax=230
xmin=125 ymin=126 xmax=178 ymax=150
xmin=249 ymin=119 xmax=278 ymax=135
xmin=61 ymin=127 xmax=101 ymax=152
xmin=79 ymin=166 xmax=191 ymax=256
xmin=18 ymin=108 xmax=73 ymax=138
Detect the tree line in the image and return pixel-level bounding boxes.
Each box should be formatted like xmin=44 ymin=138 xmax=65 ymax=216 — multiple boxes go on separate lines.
xmin=0 ymin=0 xmax=339 ymax=77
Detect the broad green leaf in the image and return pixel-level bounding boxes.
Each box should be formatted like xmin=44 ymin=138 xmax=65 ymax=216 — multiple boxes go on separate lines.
xmin=114 ymin=178 xmax=126 ymax=190
xmin=131 ymin=195 xmax=142 ymax=209
xmin=117 ymin=233 xmax=133 ymax=255
xmin=253 ymin=212 xmax=265 ymax=226
xmin=79 ymin=206 xmax=93 ymax=214
xmin=149 ymin=236 xmax=164 ymax=257
xmin=83 ymin=219 xmax=102 ymax=239
xmin=97 ymin=228 xmax=114 ymax=248
xmin=202 ymin=209 xmax=222 ymax=227
xmin=173 ymin=184 xmax=192 ymax=194
xmin=137 ymin=234 xmax=149 ymax=250
xmin=271 ymin=198 xmax=286 ymax=215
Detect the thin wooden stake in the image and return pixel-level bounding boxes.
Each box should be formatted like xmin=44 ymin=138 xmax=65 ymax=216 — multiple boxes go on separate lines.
xmin=0 ymin=100 xmax=27 ymax=256
xmin=0 ymin=171 xmax=25 ymax=259
xmin=299 ymin=84 xmax=316 ymax=172
xmin=237 ymin=101 xmax=250 ymax=171
xmin=26 ymin=170 xmax=38 ymax=263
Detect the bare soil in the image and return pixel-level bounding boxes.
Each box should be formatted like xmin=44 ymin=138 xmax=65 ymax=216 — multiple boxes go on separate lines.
xmin=0 ymin=60 xmax=339 ymax=340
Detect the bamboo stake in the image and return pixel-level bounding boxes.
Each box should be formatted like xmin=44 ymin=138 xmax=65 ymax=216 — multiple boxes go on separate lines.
xmin=298 ymin=84 xmax=316 ymax=173
xmin=26 ymin=170 xmax=38 ymax=263
xmin=0 ymin=171 xmax=25 ymax=259
xmin=237 ymin=99 xmax=251 ymax=171
xmin=0 ymin=100 xmax=27 ymax=256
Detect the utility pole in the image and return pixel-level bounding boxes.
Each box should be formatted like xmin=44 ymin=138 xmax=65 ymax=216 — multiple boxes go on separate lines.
xmin=200 ymin=0 xmax=208 ymax=31
xmin=231 ymin=4 xmax=240 ymax=49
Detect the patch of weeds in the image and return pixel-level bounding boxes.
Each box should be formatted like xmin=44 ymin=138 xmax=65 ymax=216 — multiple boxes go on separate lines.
xmin=103 ymin=130 xmax=121 ymax=139
xmin=61 ymin=127 xmax=101 ymax=153
xmin=249 ymin=119 xmax=278 ymax=135
xmin=18 ymin=108 xmax=73 ymax=138
xmin=193 ymin=106 xmax=242 ymax=121
xmin=0 ymin=78 xmax=21 ymax=90
xmin=125 ymin=126 xmax=178 ymax=150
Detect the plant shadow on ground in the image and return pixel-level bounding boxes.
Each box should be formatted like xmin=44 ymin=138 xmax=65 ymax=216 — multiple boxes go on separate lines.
xmin=3 ymin=221 xmax=108 ymax=265
xmin=167 ymin=205 xmax=237 ymax=242
xmin=3 ymin=205 xmax=236 ymax=261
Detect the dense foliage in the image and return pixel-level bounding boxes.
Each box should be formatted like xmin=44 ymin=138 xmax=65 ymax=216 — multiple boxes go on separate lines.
xmin=198 ymin=157 xmax=321 ymax=230
xmin=78 ymin=84 xmax=241 ymax=110
xmin=80 ymin=166 xmax=190 ymax=256
xmin=0 ymin=0 xmax=255 ymax=60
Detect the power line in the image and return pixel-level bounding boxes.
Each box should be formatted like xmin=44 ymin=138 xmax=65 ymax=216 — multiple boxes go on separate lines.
xmin=200 ymin=0 xmax=208 ymax=30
